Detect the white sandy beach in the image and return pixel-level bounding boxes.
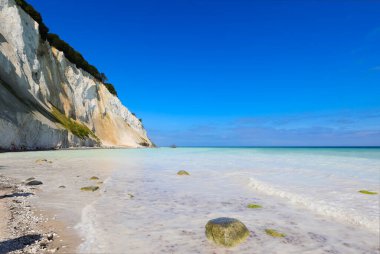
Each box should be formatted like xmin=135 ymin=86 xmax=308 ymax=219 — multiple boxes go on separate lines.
xmin=0 ymin=148 xmax=379 ymax=253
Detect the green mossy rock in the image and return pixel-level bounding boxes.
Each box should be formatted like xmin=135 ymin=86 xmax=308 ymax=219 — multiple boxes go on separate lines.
xmin=247 ymin=203 xmax=262 ymax=209
xmin=90 ymin=176 xmax=100 ymax=180
xmin=35 ymin=159 xmax=47 ymax=163
xmin=205 ymin=217 xmax=249 ymax=247
xmin=177 ymin=170 xmax=190 ymax=176
xmin=265 ymin=229 xmax=285 ymax=238
xmin=358 ymin=190 xmax=378 ymax=195
xmin=80 ymin=186 xmax=99 ymax=192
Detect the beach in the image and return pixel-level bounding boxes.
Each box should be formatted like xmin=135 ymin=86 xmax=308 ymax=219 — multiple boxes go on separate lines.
xmin=0 ymin=148 xmax=379 ymax=253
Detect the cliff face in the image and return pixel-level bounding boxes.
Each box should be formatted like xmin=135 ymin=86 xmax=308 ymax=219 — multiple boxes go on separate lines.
xmin=0 ymin=0 xmax=153 ymax=150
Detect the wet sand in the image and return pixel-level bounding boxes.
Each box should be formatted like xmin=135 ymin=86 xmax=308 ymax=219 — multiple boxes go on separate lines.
xmin=0 ymin=149 xmax=114 ymax=254
xmin=0 ymin=174 xmax=76 ymax=253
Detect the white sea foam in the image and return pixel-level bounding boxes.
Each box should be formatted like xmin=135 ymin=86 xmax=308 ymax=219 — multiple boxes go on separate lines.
xmin=248 ymin=176 xmax=379 ymax=233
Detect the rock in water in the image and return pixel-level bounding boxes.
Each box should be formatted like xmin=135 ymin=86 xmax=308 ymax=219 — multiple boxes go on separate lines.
xmin=26 ymin=180 xmax=43 ymax=186
xmin=205 ymin=217 xmax=249 ymax=247
xmin=80 ymin=186 xmax=99 ymax=192
xmin=265 ymin=229 xmax=286 ymax=238
xmin=177 ymin=170 xmax=190 ymax=176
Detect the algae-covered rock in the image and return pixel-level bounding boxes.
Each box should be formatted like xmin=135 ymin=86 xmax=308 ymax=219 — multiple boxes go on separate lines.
xmin=265 ymin=229 xmax=285 ymax=238
xmin=177 ymin=170 xmax=190 ymax=176
xmin=80 ymin=186 xmax=99 ymax=192
xmin=26 ymin=180 xmax=43 ymax=186
xmin=247 ymin=203 xmax=262 ymax=209
xmin=205 ymin=217 xmax=249 ymax=247
xmin=358 ymin=190 xmax=378 ymax=195
xmin=36 ymin=159 xmax=48 ymax=163
xmin=36 ymin=159 xmax=52 ymax=163
xmin=89 ymin=176 xmax=100 ymax=180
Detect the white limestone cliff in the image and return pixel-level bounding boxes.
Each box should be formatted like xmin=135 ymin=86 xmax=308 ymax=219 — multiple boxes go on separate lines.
xmin=0 ymin=0 xmax=153 ymax=150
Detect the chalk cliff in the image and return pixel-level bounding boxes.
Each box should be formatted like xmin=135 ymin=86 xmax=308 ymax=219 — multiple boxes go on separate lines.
xmin=0 ymin=0 xmax=153 ymax=150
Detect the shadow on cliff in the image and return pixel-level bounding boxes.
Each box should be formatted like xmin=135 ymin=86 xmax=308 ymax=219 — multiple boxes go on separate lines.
xmin=0 ymin=51 xmax=58 ymax=124
xmin=0 ymin=32 xmax=7 ymax=43
xmin=0 ymin=234 xmax=42 ymax=254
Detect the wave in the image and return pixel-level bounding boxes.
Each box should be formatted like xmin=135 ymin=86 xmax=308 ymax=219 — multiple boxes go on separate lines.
xmin=248 ymin=177 xmax=378 ymax=233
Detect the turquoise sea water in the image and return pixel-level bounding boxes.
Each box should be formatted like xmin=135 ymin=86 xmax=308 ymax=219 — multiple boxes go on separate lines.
xmin=1 ymin=147 xmax=379 ymax=253
xmin=76 ymin=147 xmax=380 ymax=253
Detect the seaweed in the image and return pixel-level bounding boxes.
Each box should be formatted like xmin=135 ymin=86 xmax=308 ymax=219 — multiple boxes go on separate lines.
xmin=265 ymin=229 xmax=286 ymax=238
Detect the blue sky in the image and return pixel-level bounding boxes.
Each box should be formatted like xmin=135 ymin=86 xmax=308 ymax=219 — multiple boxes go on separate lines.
xmin=28 ymin=0 xmax=380 ymax=146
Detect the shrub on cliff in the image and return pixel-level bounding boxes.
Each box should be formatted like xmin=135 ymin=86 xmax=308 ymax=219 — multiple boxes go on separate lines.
xmin=15 ymin=0 xmax=49 ymax=40
xmin=46 ymin=33 xmax=103 ymax=81
xmin=15 ymin=0 xmax=117 ymax=97
xmin=104 ymin=83 xmax=117 ymax=96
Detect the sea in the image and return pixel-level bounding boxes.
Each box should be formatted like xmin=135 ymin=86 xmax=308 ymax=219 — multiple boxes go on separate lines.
xmin=1 ymin=147 xmax=379 ymax=253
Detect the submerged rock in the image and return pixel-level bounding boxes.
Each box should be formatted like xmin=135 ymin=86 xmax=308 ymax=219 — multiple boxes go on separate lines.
xmin=58 ymin=185 xmax=66 ymax=188
xmin=265 ymin=229 xmax=286 ymax=238
xmin=36 ymin=159 xmax=48 ymax=163
xmin=35 ymin=159 xmax=52 ymax=164
xmin=26 ymin=180 xmax=43 ymax=186
xmin=177 ymin=170 xmax=190 ymax=176
xmin=80 ymin=186 xmax=99 ymax=192
xmin=89 ymin=176 xmax=100 ymax=180
xmin=247 ymin=203 xmax=262 ymax=209
xmin=26 ymin=177 xmax=36 ymax=181
xmin=205 ymin=217 xmax=249 ymax=247
xmin=358 ymin=190 xmax=378 ymax=195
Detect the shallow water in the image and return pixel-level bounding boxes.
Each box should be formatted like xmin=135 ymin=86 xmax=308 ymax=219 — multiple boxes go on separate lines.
xmin=1 ymin=148 xmax=379 ymax=253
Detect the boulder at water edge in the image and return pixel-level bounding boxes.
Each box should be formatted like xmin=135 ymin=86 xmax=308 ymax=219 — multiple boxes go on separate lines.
xmin=205 ymin=217 xmax=249 ymax=247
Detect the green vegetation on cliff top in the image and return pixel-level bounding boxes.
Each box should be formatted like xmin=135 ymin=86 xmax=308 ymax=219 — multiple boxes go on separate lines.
xmin=14 ymin=0 xmax=117 ymax=96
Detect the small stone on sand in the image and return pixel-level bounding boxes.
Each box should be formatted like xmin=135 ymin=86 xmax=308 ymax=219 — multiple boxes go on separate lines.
xmin=26 ymin=180 xmax=43 ymax=186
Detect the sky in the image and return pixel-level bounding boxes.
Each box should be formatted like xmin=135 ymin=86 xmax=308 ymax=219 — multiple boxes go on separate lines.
xmin=28 ymin=0 xmax=380 ymax=146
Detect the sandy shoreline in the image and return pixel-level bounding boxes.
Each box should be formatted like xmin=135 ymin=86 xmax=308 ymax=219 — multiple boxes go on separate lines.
xmin=0 ymin=174 xmax=78 ymax=253
xmin=0 ymin=151 xmax=117 ymax=254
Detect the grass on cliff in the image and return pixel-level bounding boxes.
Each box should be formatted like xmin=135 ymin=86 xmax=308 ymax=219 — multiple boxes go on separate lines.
xmin=51 ymin=107 xmax=99 ymax=141
xmin=15 ymin=0 xmax=117 ymax=97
